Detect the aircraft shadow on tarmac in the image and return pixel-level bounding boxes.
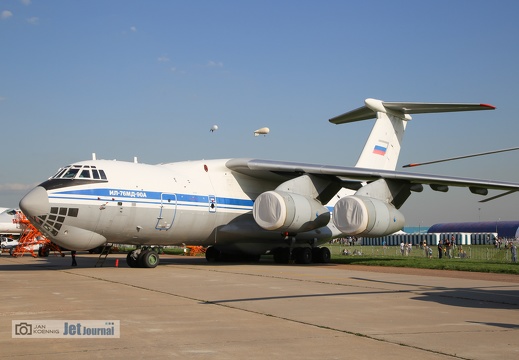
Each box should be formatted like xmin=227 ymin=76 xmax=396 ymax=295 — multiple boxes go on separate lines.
xmin=0 ymin=252 xmax=321 ymax=271
xmin=0 ymin=252 xmax=208 ymax=271
xmin=348 ymin=276 xmax=519 ymax=309
xmin=203 ymin=287 xmax=519 ymax=310
xmin=410 ymin=289 xmax=519 ymax=309
xmin=466 ymin=321 xmax=519 ymax=329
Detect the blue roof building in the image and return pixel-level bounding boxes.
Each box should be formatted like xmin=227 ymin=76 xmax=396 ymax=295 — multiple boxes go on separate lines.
xmin=427 ymin=221 xmax=519 ymax=238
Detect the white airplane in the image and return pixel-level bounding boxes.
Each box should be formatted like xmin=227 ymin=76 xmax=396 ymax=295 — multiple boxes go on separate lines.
xmin=0 ymin=208 xmax=23 ymax=235
xmin=19 ymin=98 xmax=519 ymax=268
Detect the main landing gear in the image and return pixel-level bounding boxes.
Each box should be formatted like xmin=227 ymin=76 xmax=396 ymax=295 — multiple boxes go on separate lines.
xmin=272 ymin=246 xmax=331 ymax=264
xmin=126 ymin=248 xmax=160 ymax=268
xmin=204 ymin=246 xmax=331 ymax=265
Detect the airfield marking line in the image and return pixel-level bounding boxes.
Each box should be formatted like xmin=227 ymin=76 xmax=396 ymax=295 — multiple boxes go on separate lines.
xmin=59 ymin=268 xmax=473 ymax=360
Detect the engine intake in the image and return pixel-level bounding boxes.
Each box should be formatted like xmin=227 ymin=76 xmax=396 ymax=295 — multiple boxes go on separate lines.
xmin=253 ymin=190 xmax=330 ymax=233
xmin=332 ymin=195 xmax=404 ymax=236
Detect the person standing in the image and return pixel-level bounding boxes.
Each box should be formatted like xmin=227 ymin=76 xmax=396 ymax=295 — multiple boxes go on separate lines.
xmin=438 ymin=240 xmax=443 ymax=259
xmin=449 ymin=236 xmax=455 ymax=258
xmin=71 ymin=250 xmax=77 ymax=266
xmin=511 ymin=243 xmax=517 ymax=263
xmin=444 ymin=237 xmax=451 ymax=259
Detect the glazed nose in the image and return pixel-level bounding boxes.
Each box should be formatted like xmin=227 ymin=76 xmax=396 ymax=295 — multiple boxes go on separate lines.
xmin=19 ymin=186 xmax=50 ymax=218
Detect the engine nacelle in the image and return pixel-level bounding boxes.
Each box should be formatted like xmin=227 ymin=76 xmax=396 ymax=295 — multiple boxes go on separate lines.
xmin=253 ymin=190 xmax=330 ymax=233
xmin=332 ymin=195 xmax=405 ymax=236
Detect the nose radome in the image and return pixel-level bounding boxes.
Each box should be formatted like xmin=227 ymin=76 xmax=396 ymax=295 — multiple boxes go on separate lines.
xmin=19 ymin=186 xmax=50 ymax=218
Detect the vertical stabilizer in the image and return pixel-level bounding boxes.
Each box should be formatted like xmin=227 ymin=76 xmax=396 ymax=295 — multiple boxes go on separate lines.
xmin=355 ymin=111 xmax=408 ymax=170
xmin=354 ymin=99 xmax=409 ymax=170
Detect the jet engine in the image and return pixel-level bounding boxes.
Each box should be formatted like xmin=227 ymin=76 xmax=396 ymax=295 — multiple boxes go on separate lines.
xmin=253 ymin=190 xmax=330 ymax=233
xmin=332 ymin=195 xmax=405 ymax=236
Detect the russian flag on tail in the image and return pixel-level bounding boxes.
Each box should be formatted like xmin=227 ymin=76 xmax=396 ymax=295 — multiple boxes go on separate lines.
xmin=373 ymin=141 xmax=388 ymax=156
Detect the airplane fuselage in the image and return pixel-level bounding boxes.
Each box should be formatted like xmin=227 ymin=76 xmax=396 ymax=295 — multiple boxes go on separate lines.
xmin=0 ymin=209 xmax=23 ymax=235
xmin=21 ymin=159 xmax=340 ymax=255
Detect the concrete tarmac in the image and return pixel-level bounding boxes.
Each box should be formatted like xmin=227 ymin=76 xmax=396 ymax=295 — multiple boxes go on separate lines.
xmin=1 ymin=252 xmax=518 ymax=360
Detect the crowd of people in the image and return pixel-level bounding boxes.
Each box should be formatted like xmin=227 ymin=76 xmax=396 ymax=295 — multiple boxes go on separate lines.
xmin=399 ymin=235 xmax=518 ymax=263
xmin=435 ymin=236 xmax=461 ymax=259
xmin=336 ymin=235 xmax=517 ymax=263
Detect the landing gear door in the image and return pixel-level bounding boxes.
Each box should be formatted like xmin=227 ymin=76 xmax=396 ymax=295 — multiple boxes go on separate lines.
xmin=209 ymin=195 xmax=216 ymax=213
xmin=156 ymin=193 xmax=177 ymax=230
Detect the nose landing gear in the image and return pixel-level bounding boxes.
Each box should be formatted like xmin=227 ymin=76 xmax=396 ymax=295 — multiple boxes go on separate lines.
xmin=126 ymin=247 xmax=160 ymax=268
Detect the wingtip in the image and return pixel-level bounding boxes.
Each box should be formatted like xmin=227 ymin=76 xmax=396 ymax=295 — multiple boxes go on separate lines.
xmin=480 ymin=103 xmax=496 ymax=110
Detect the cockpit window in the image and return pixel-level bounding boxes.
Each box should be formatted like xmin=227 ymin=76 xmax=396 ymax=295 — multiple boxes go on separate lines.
xmin=79 ymin=169 xmax=91 ymax=178
xmin=51 ymin=165 xmax=108 ymax=181
xmin=62 ymin=168 xmax=80 ymax=179
xmin=53 ymin=168 xmax=68 ymax=178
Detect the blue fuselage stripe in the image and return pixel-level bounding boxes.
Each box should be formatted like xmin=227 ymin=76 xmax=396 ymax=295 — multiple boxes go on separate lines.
xmin=50 ymin=188 xmax=254 ymax=210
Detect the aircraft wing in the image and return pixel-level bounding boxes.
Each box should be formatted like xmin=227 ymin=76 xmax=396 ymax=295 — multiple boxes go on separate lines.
xmin=226 ymin=158 xmax=519 ymax=201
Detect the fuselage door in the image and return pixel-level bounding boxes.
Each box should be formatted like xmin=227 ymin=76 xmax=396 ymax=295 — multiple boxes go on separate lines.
xmin=209 ymin=194 xmax=217 ymax=213
xmin=156 ymin=193 xmax=177 ymax=230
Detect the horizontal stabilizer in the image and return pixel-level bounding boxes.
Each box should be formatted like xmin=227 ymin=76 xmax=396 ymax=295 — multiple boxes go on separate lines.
xmin=330 ymin=99 xmax=495 ymax=124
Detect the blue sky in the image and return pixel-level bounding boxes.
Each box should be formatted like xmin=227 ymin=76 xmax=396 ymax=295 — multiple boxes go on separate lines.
xmin=1 ymin=0 xmax=519 ymax=226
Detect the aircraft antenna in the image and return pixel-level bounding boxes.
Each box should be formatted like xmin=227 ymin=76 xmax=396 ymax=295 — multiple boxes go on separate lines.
xmin=403 ymin=146 xmax=519 ymax=168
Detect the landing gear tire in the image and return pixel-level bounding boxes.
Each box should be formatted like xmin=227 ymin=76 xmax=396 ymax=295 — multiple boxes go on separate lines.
xmin=294 ymin=247 xmax=312 ymax=264
xmin=205 ymin=246 xmax=220 ymax=262
xmin=313 ymin=247 xmax=331 ymax=263
xmin=246 ymin=254 xmax=261 ymax=262
xmin=126 ymin=251 xmax=139 ymax=268
xmin=38 ymin=246 xmax=50 ymax=257
xmin=139 ymin=249 xmax=160 ymax=268
xmin=320 ymin=247 xmax=331 ymax=263
xmin=273 ymin=248 xmax=290 ymax=264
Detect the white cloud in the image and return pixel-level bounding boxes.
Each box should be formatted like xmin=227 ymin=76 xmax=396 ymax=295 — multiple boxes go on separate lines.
xmin=158 ymin=56 xmax=170 ymax=62
xmin=26 ymin=16 xmax=38 ymax=25
xmin=207 ymin=60 xmax=223 ymax=68
xmin=130 ymin=26 xmax=137 ymax=32
xmin=20 ymin=0 xmax=32 ymax=6
xmin=1 ymin=10 xmax=13 ymax=20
